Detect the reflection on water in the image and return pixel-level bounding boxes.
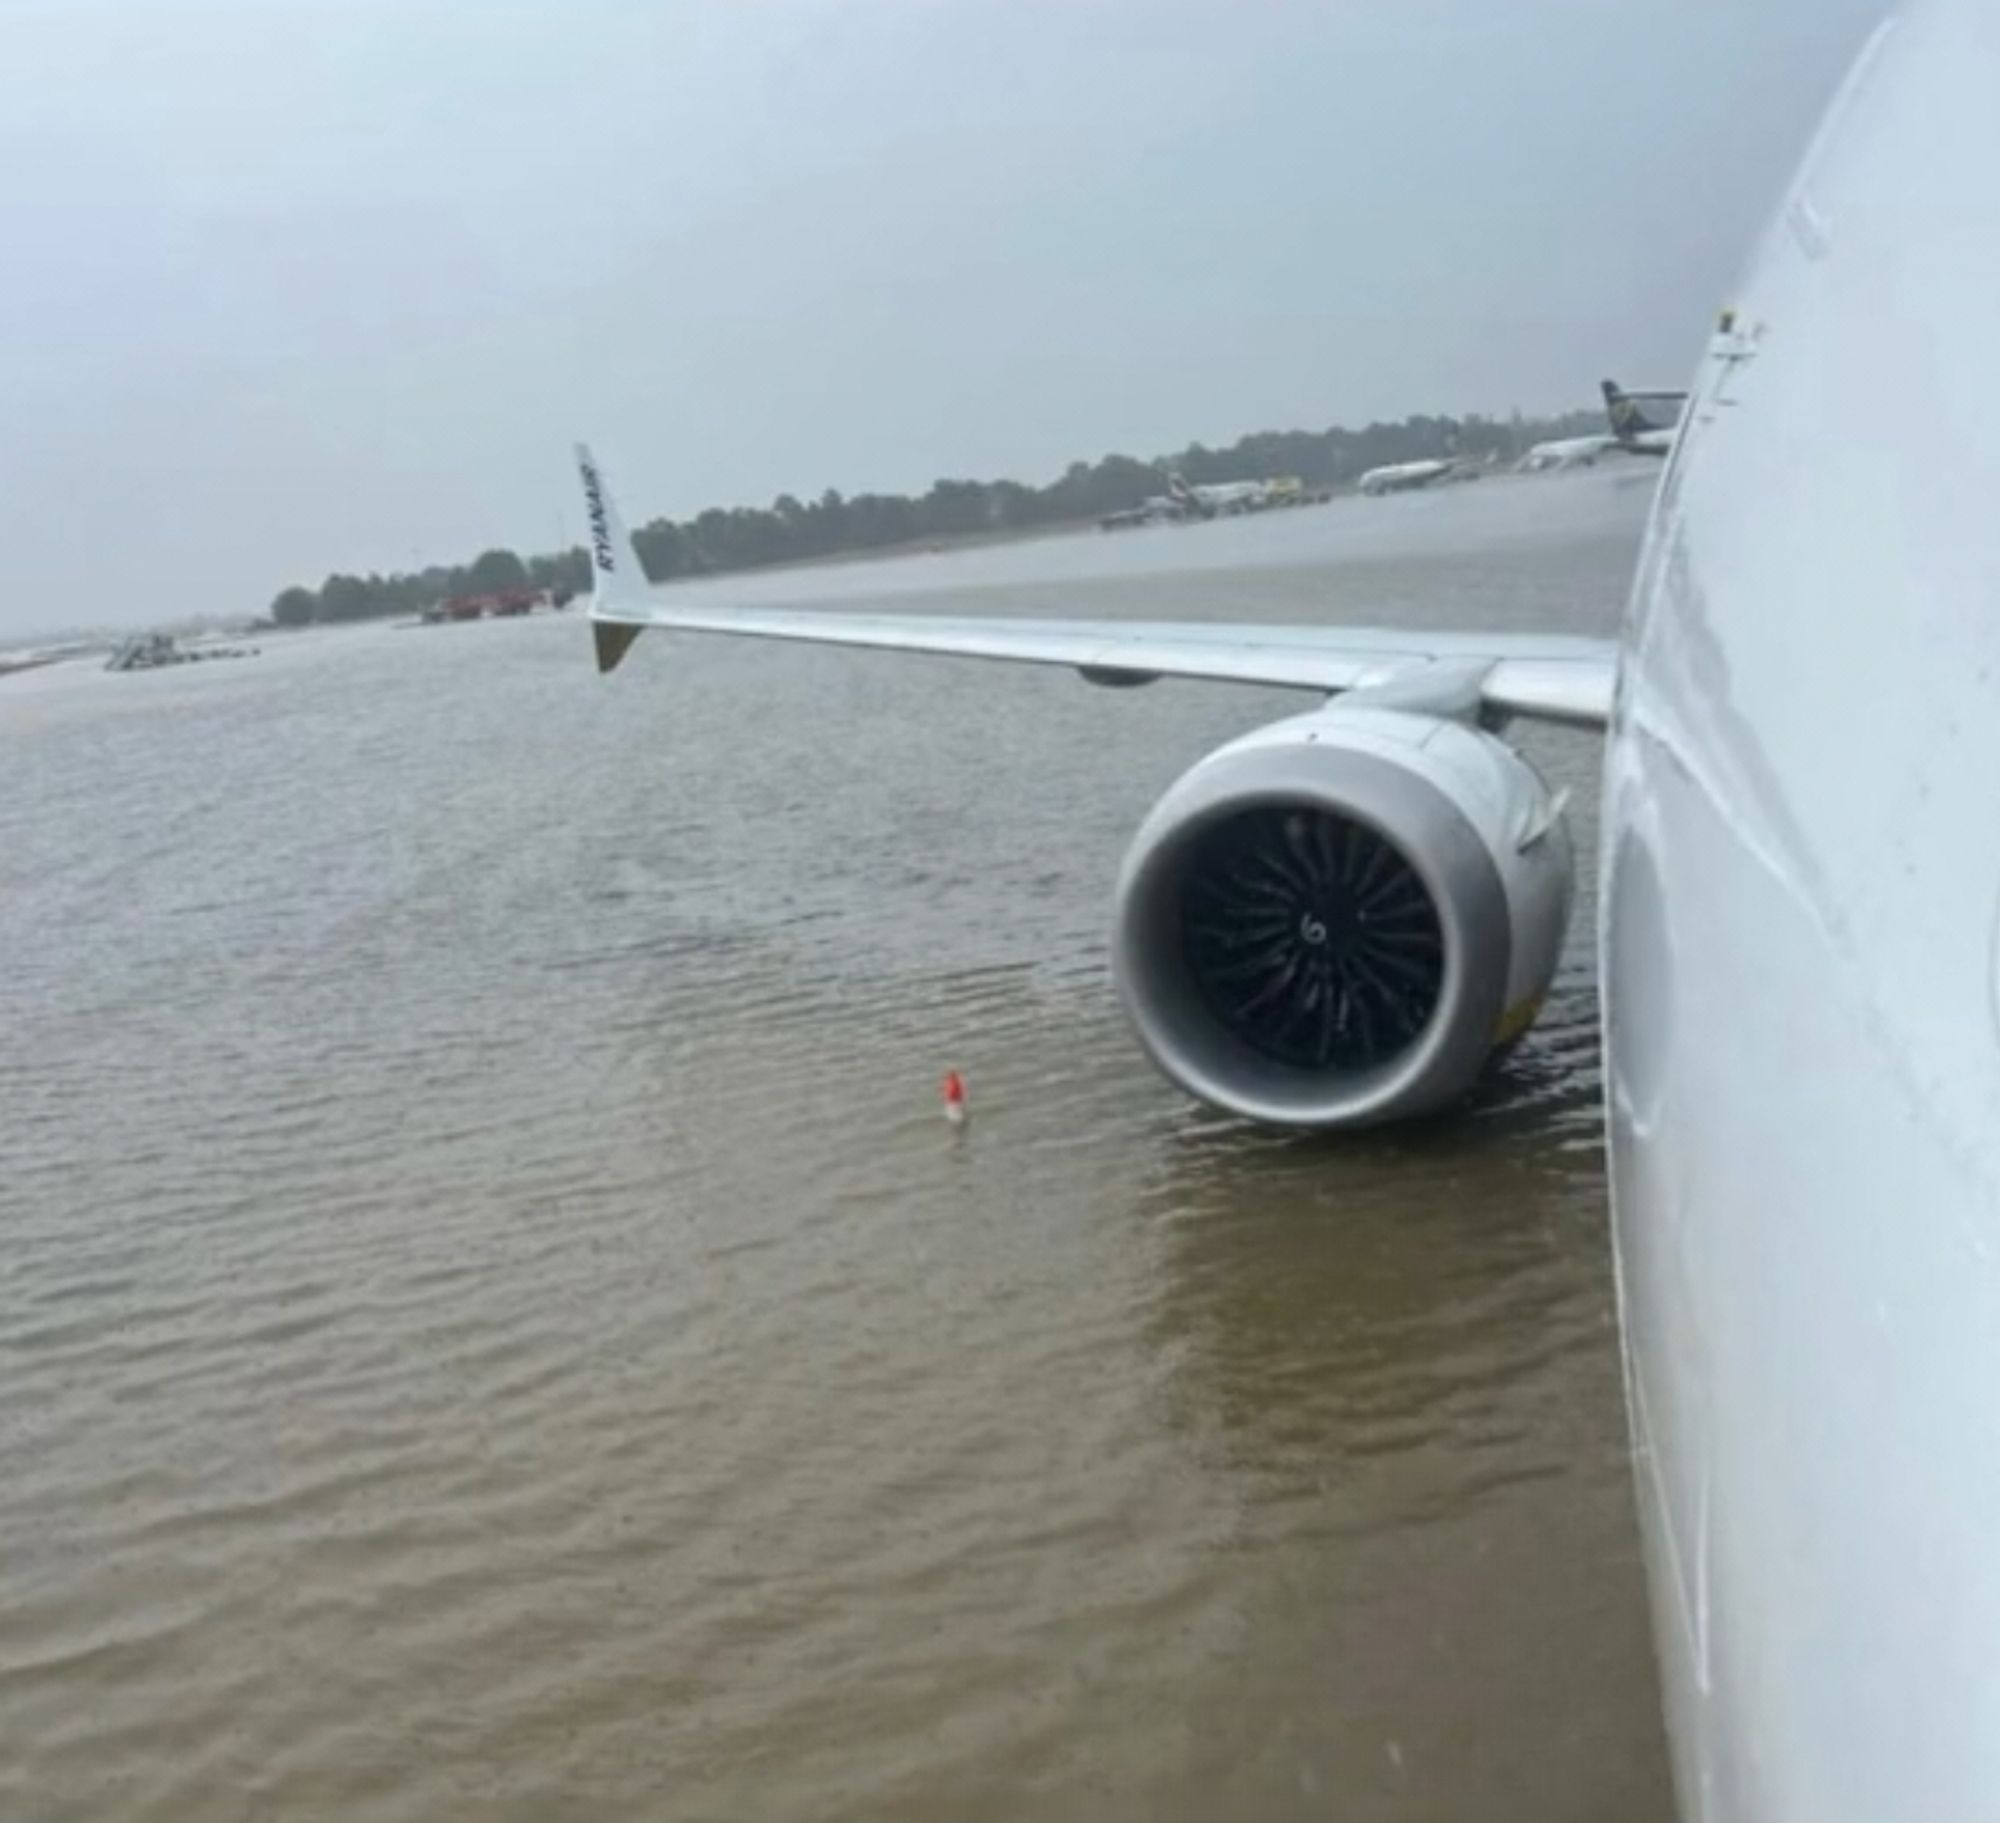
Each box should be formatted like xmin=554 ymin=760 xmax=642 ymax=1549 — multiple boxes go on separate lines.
xmin=1134 ymin=1048 xmax=1658 ymax=1816
xmin=0 ymin=474 xmax=1669 ymax=1820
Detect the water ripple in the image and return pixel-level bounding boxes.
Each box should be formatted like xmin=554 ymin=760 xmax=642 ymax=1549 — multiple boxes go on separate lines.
xmin=0 ymin=482 xmax=1667 ymax=1821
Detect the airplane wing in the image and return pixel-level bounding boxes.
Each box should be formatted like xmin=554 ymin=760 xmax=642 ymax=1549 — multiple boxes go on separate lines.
xmin=576 ymin=445 xmax=1617 ymax=729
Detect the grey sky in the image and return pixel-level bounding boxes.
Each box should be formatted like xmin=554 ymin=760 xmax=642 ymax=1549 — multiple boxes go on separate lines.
xmin=0 ymin=0 xmax=1885 ymax=633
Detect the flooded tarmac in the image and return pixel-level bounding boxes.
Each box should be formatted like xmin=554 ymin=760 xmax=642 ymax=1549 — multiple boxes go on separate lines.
xmin=0 ymin=471 xmax=1673 ymax=1820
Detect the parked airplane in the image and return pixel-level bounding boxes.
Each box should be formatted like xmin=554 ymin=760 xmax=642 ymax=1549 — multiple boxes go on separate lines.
xmin=1521 ymin=380 xmax=1692 ymax=470
xmin=1165 ymin=471 xmax=1272 ymax=516
xmin=1354 ymin=456 xmax=1462 ymax=495
xmin=581 ymin=2 xmax=1989 ymax=1812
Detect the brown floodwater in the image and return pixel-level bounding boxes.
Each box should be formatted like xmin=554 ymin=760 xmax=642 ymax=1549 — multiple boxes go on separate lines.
xmin=0 ymin=470 xmax=1673 ymax=1821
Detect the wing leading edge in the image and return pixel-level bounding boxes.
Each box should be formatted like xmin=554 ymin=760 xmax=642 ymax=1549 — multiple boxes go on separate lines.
xmin=576 ymin=445 xmax=1617 ymax=729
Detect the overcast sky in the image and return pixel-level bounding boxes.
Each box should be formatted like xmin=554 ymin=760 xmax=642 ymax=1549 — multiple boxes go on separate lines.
xmin=0 ymin=0 xmax=1887 ymax=634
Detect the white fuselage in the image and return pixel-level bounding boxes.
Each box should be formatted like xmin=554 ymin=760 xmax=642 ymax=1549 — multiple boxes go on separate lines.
xmin=1356 ymin=458 xmax=1457 ymax=495
xmin=1172 ymin=476 xmax=1270 ymax=515
xmin=1604 ymin=3 xmax=2000 ymax=1815
xmin=1521 ymin=435 xmax=1613 ymax=472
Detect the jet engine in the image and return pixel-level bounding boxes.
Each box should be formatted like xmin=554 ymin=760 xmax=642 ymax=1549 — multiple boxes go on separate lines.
xmin=1111 ymin=706 xmax=1573 ymax=1129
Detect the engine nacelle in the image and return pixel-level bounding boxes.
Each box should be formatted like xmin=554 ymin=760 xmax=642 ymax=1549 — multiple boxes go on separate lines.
xmin=1111 ymin=706 xmax=1572 ymax=1129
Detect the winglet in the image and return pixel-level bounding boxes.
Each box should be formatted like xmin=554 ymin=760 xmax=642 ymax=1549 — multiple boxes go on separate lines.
xmin=593 ymin=619 xmax=644 ymax=674
xmin=575 ymin=443 xmax=649 ymax=673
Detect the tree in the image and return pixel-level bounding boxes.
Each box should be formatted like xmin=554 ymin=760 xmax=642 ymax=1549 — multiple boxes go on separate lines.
xmin=318 ymin=573 xmax=374 ymax=621
xmin=269 ymin=585 xmax=317 ymax=627
xmin=985 ymin=480 xmax=1035 ymax=528
xmin=634 ymin=518 xmax=700 ymax=581
xmin=467 ymin=548 xmax=529 ymax=594
xmin=528 ymin=548 xmax=590 ymax=595
xmin=922 ymin=479 xmax=990 ymax=538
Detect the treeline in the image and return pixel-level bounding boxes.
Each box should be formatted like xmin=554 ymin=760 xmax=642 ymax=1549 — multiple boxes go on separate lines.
xmin=266 ymin=406 xmax=1602 ymax=627
xmin=268 ymin=548 xmax=568 ymax=629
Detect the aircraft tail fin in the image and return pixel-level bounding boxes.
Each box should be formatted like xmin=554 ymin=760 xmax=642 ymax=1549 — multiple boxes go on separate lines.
xmin=1600 ymin=379 xmax=1687 ymax=442
xmin=1600 ymin=379 xmax=1645 ymax=439
xmin=574 ymin=443 xmax=649 ymax=673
